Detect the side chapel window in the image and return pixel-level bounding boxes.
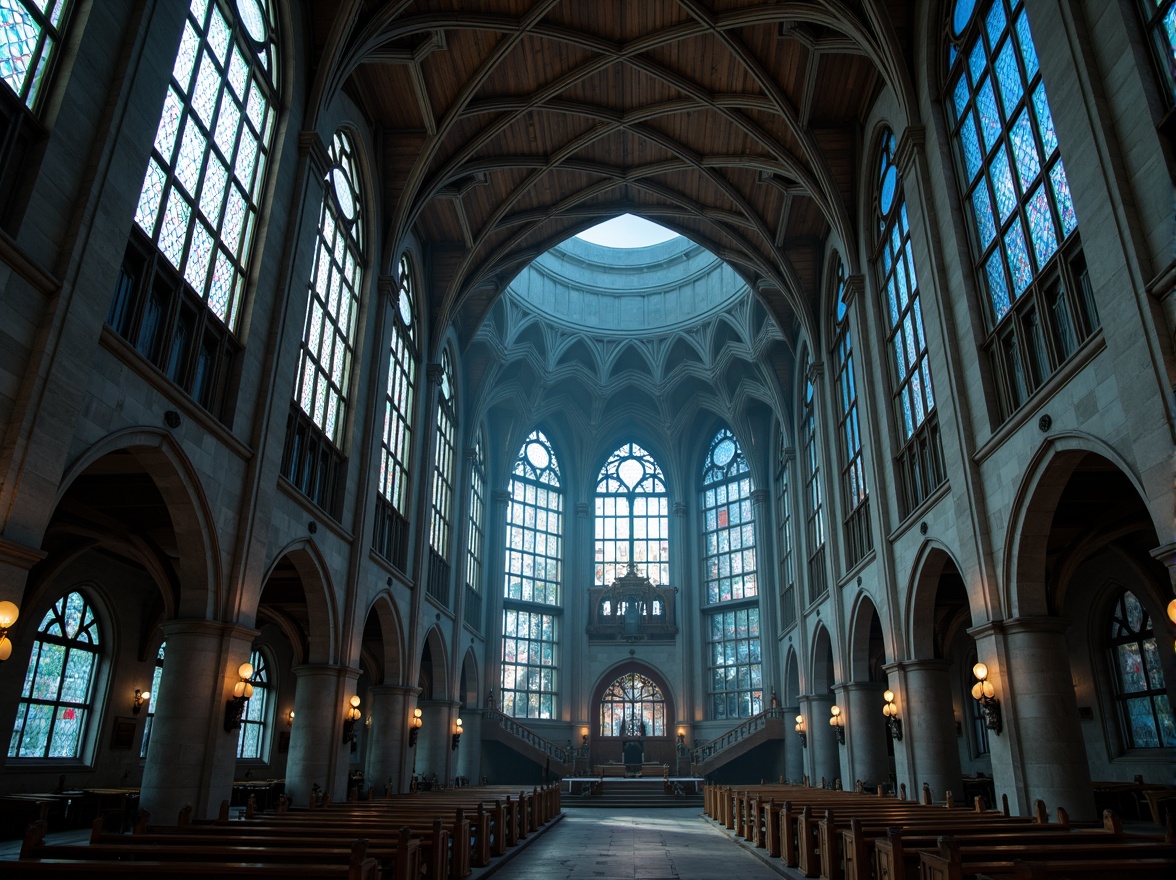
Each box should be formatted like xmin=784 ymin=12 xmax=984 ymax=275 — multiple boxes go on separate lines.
xmin=1136 ymin=0 xmax=1176 ymax=108
xmin=8 ymin=591 xmax=100 ymax=759
xmin=1108 ymin=590 xmax=1176 ymax=749
xmin=236 ymin=647 xmax=269 ymax=759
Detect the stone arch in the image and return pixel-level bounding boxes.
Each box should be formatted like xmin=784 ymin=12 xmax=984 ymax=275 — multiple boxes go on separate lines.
xmin=53 ymin=429 xmax=220 ymax=620
xmin=418 ymin=625 xmax=449 ymax=701
xmin=847 ymin=592 xmax=888 ymax=682
xmin=355 ymin=591 xmax=405 ymax=686
xmin=905 ymin=540 xmax=971 ymax=660
xmin=809 ymin=622 xmax=837 ymax=692
xmin=783 ymin=645 xmax=801 ymax=706
xmin=458 ymin=648 xmax=480 ymax=709
xmin=252 ymin=540 xmax=339 ymax=665
xmin=588 ymin=659 xmax=676 ymax=739
xmin=1004 ymin=434 xmax=1154 ymax=619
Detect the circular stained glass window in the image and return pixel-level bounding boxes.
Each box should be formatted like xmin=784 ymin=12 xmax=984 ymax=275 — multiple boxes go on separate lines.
xmin=236 ymin=0 xmax=269 ymax=45
xmin=713 ymin=437 xmax=735 ymax=467
xmin=526 ymin=441 xmax=550 ymax=469
xmin=331 ymin=167 xmax=356 ymax=221
xmin=618 ymin=457 xmax=643 ymax=489
xmin=398 ymin=286 xmax=412 ymax=326
xmin=951 ymin=0 xmax=977 ymax=37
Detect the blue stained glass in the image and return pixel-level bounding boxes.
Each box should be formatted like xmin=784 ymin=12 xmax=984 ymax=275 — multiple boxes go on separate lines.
xmin=976 ymin=78 xmax=1002 ymax=150
xmin=159 ymin=188 xmax=191 ymax=269
xmin=953 ymin=74 xmax=970 ymax=119
xmin=1050 ymin=160 xmax=1077 ymax=237
xmin=903 ymin=312 xmax=917 ymax=366
xmin=969 ymin=40 xmax=987 ymax=86
xmin=185 ymin=221 xmax=214 ymax=290
xmin=1025 ymin=184 xmax=1058 ymax=268
xmin=995 ymin=40 xmax=1023 ymax=117
xmin=904 ymin=237 xmax=918 ymax=290
xmin=972 ymin=182 xmax=996 ymax=248
xmin=953 ymin=0 xmax=977 ymax=36
xmin=154 ymin=88 xmax=184 ymax=163
xmin=960 ymin=114 xmax=982 ymax=180
xmin=1033 ymin=83 xmax=1057 ymax=155
xmin=893 ymin=333 xmax=907 ymax=373
xmin=895 ymin=245 xmax=910 ymax=305
xmin=886 ymin=275 xmax=899 ymax=326
xmin=913 ymin=296 xmax=927 ymax=349
xmin=910 ymin=368 xmax=925 ymax=424
xmin=1015 ymin=10 xmax=1039 ymax=79
xmin=1004 ymin=219 xmax=1033 ymax=296
xmin=986 ymin=249 xmax=1011 ymax=320
xmin=901 ymin=386 xmax=914 ymax=438
xmin=921 ymin=357 xmax=935 ymax=410
xmin=990 ymin=145 xmax=1017 ymax=222
xmin=134 ymin=160 xmax=166 ymax=233
xmin=0 ymin=4 xmax=39 ymax=98
xmin=1010 ymin=110 xmax=1041 ymax=191
xmin=986 ymin=0 xmax=1007 ymax=46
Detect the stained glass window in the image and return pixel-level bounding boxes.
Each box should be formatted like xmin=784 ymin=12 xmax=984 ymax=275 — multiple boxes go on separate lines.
xmin=599 ymin=673 xmax=665 ymax=736
xmin=132 ymin=0 xmax=277 ymax=332
xmin=429 ymin=348 xmax=457 ymax=559
xmin=706 ymin=606 xmax=763 ymax=721
xmin=503 ymin=429 xmax=563 ymax=606
xmin=378 ymin=253 xmax=417 ymax=517
xmin=946 ymin=0 xmax=1096 ymax=418
xmin=774 ymin=430 xmax=797 ymax=631
xmin=1137 ymin=0 xmax=1176 ymax=106
xmin=0 ymin=0 xmax=71 ymax=110
xmin=800 ymin=355 xmax=827 ymax=603
xmin=1108 ymin=591 xmax=1176 ymax=749
xmin=874 ymin=129 xmax=946 ymax=514
xmin=594 ymin=442 xmax=670 ymax=587
xmin=463 ymin=432 xmax=486 ymax=631
xmin=236 ymin=648 xmax=269 ymax=759
xmin=830 ymin=259 xmax=872 ymax=566
xmin=500 ymin=608 xmax=558 ymax=719
xmin=294 ymin=130 xmax=364 ymax=449
xmin=140 ymin=641 xmax=165 ymax=759
xmin=8 ymin=590 xmax=100 ymax=759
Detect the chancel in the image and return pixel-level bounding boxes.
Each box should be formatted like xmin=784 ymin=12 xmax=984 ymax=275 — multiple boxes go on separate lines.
xmin=0 ymin=0 xmax=1173 ymax=874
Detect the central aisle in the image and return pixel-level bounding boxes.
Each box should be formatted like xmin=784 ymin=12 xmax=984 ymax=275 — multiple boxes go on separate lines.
xmin=488 ymin=806 xmax=784 ymax=879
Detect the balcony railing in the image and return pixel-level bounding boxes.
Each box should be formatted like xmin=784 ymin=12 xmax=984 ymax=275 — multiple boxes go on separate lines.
xmin=484 ymin=707 xmax=573 ymax=764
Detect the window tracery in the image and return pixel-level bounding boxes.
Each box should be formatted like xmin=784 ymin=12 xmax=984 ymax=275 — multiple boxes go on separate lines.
xmin=1108 ymin=590 xmax=1175 ymax=749
xmin=594 ymin=442 xmax=669 ymax=587
xmin=801 ymin=354 xmax=826 ymax=603
xmin=830 ymin=259 xmax=871 ymax=567
xmin=599 ymin=673 xmax=665 ymax=737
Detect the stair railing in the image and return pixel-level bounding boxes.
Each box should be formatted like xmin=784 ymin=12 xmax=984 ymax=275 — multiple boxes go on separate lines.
xmin=690 ymin=706 xmax=787 ymax=766
xmin=484 ymin=707 xmax=573 ymax=764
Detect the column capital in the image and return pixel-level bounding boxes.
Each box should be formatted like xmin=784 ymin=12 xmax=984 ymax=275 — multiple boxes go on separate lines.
xmin=672 ymin=500 xmax=687 ymax=517
xmin=576 ymin=502 xmax=590 ymax=518
xmin=298 ymin=131 xmax=331 ymax=177
xmin=895 ymin=125 xmax=926 ymax=177
xmin=750 ymin=488 xmax=770 ymax=506
xmin=967 ymin=615 xmax=1068 ymax=641
xmin=160 ymin=618 xmax=259 ymax=643
xmin=1149 ymin=543 xmax=1176 ymax=589
xmin=426 ymin=362 xmax=445 ymax=385
xmin=882 ymin=658 xmax=951 ymax=675
xmin=806 ymin=360 xmax=824 ymax=383
xmin=842 ymin=274 xmax=865 ymax=307
xmin=492 ymin=489 xmax=511 ymax=506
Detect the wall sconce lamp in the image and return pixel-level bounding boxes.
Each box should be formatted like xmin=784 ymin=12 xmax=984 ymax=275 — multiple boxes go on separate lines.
xmin=451 ymin=717 xmax=463 ymax=750
xmin=0 ymin=600 xmax=19 ymax=662
xmin=795 ymin=714 xmax=807 ymax=748
xmin=286 ymin=710 xmax=295 ymax=727
xmin=829 ymin=704 xmax=845 ymax=745
xmin=223 ymin=662 xmax=255 ymax=732
xmin=342 ymin=695 xmax=362 ymax=744
xmin=581 ymin=725 xmax=589 ymax=745
xmin=133 ymin=688 xmax=151 ymax=716
xmin=971 ymin=662 xmax=1002 ymax=734
xmin=677 ymin=728 xmax=685 ymax=745
xmin=1168 ymin=599 xmax=1176 ymax=651
xmin=882 ymin=690 xmax=903 ymax=740
xmin=409 ymin=707 xmax=423 ymax=747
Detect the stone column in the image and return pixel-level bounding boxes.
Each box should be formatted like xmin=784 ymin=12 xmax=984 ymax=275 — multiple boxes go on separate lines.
xmin=364 ymin=684 xmax=419 ymax=794
xmin=140 ymin=620 xmax=258 ymax=820
xmin=783 ymin=704 xmax=804 ymax=783
xmin=974 ymin=618 xmax=1095 ymax=819
xmin=843 ymin=681 xmax=890 ymax=789
xmin=804 ymin=693 xmax=840 ymax=786
xmin=286 ymin=664 xmax=360 ymax=804
xmin=894 ymin=659 xmax=962 ymax=803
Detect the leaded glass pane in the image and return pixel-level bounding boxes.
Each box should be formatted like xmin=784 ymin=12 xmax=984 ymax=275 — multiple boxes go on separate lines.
xmin=1108 ymin=590 xmax=1175 ymax=749
xmin=0 ymin=0 xmax=71 ymax=110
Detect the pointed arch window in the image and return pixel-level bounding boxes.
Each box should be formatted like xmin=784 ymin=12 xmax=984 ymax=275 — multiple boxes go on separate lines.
xmin=426 ymin=348 xmax=457 ymax=606
xmin=701 ymin=428 xmax=762 ymax=720
xmin=500 ymin=430 xmax=563 ymax=720
xmin=874 ymin=129 xmax=946 ymax=515
xmin=600 ymin=673 xmax=665 ymax=737
xmin=1108 ymin=590 xmax=1175 ymax=749
xmin=464 ymin=430 xmax=486 ymax=631
xmin=800 ymin=355 xmax=827 ymax=603
xmin=594 ymin=442 xmax=670 ymax=587
xmin=830 ymin=259 xmax=872 ymax=566
xmin=945 ymin=0 xmax=1096 ymax=419
xmin=774 ymin=429 xmax=797 ymax=631
xmin=140 ymin=641 xmax=166 ymax=758
xmin=1137 ymin=0 xmax=1176 ymax=105
xmin=109 ymin=0 xmax=278 ymax=417
xmin=8 ymin=590 xmax=100 ymax=759
xmin=283 ymin=129 xmax=364 ymax=516
xmin=236 ymin=647 xmax=269 ymax=759
xmin=373 ymin=252 xmax=418 ymax=569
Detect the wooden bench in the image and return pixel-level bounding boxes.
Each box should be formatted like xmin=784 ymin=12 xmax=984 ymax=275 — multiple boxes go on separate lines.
xmin=921 ymin=835 xmax=1176 ymax=880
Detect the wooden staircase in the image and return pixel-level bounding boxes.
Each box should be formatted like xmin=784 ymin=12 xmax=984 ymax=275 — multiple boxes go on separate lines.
xmin=481 ymin=708 xmax=573 ymax=777
xmin=690 ymin=707 xmax=788 ymax=776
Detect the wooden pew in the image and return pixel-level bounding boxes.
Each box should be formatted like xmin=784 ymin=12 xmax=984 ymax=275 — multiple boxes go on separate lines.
xmin=920 ymin=834 xmax=1176 ymax=880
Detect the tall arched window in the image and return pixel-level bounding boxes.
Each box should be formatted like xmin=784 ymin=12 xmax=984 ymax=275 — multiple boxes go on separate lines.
xmin=427 ymin=347 xmax=457 ymax=605
xmin=1137 ymin=0 xmax=1176 ymax=105
xmin=774 ymin=428 xmax=796 ymax=631
xmin=8 ymin=590 xmax=100 ymax=759
xmin=599 ymin=673 xmax=665 ymax=737
xmin=140 ymin=641 xmax=166 ymax=758
xmin=800 ymin=354 xmax=827 ymax=603
xmin=594 ymin=442 xmax=670 ymax=587
xmin=464 ymin=430 xmax=486 ymax=631
xmin=237 ymin=647 xmax=269 ymax=759
xmin=1108 ymin=590 xmax=1175 ymax=748
xmin=284 ymin=129 xmax=364 ymax=515
xmin=373 ymin=252 xmax=418 ymax=569
xmin=0 ymin=0 xmax=73 ymax=109
xmin=501 ymin=429 xmax=562 ymax=719
xmin=874 ymin=128 xmax=946 ymax=514
xmin=109 ymin=0 xmax=279 ymax=415
xmin=830 ymin=258 xmax=871 ymax=566
xmin=701 ymin=427 xmax=762 ymax=720
xmin=945 ymin=0 xmax=1096 ymax=418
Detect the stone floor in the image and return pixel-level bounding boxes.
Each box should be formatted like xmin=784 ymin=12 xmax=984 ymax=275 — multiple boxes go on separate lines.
xmin=476 ymin=806 xmax=788 ymax=879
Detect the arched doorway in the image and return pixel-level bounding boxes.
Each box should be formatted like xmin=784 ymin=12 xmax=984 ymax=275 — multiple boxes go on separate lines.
xmin=588 ymin=662 xmax=676 ymax=768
